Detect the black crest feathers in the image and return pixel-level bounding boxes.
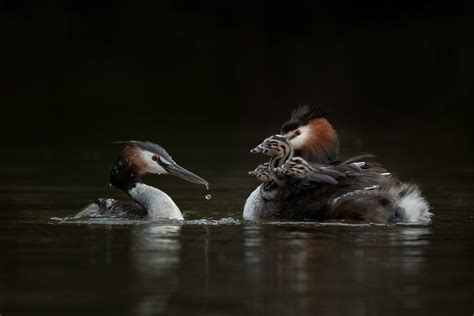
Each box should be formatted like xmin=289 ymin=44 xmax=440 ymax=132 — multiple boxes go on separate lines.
xmin=113 ymin=140 xmax=176 ymax=164
xmin=281 ymin=105 xmax=327 ymax=133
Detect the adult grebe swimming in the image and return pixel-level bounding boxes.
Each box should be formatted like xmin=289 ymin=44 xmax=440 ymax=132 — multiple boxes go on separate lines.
xmin=244 ymin=106 xmax=432 ymax=223
xmin=76 ymin=140 xmax=208 ymax=220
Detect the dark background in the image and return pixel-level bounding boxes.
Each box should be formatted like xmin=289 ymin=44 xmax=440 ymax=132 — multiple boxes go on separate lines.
xmin=0 ymin=0 xmax=473 ymax=182
xmin=1 ymin=3 xmax=474 ymax=315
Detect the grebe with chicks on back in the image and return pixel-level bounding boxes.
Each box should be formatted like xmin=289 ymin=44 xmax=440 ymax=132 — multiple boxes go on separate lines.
xmin=76 ymin=140 xmax=209 ymax=220
xmin=244 ymin=106 xmax=432 ymax=223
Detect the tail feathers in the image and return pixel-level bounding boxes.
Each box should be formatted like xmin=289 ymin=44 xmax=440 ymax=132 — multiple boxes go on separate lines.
xmin=390 ymin=183 xmax=432 ymax=223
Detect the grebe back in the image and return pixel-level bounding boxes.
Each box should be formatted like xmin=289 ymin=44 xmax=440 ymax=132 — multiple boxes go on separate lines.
xmin=245 ymin=113 xmax=432 ymax=223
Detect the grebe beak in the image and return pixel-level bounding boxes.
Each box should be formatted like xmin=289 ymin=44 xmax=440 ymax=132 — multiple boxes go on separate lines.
xmin=163 ymin=162 xmax=209 ymax=188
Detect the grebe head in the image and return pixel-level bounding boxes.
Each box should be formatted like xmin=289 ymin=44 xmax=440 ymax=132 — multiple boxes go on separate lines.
xmin=280 ymin=105 xmax=339 ymax=163
xmin=279 ymin=157 xmax=313 ymax=176
xmin=250 ymin=134 xmax=292 ymax=157
xmin=249 ymin=163 xmax=272 ymax=182
xmin=110 ymin=140 xmax=209 ymax=191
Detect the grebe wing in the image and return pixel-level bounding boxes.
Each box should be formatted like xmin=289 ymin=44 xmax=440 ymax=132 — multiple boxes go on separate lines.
xmin=306 ymin=173 xmax=339 ymax=185
xmin=328 ymin=189 xmax=396 ymax=222
xmin=338 ymin=153 xmax=375 ymax=165
xmin=328 ymin=153 xmax=389 ymax=174
xmin=74 ymin=198 xmax=147 ymax=218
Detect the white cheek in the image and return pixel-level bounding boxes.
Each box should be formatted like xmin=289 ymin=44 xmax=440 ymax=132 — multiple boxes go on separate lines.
xmin=289 ymin=125 xmax=311 ymax=150
xmin=152 ymin=164 xmax=167 ymax=174
xmin=140 ymin=151 xmax=168 ymax=174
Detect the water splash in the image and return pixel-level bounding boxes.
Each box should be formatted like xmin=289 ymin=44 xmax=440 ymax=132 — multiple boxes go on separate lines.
xmin=49 ymin=216 xmax=242 ymax=226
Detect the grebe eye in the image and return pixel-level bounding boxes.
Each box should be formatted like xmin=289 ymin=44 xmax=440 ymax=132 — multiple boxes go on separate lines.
xmin=152 ymin=155 xmax=159 ymax=161
xmin=295 ymin=130 xmax=301 ymax=136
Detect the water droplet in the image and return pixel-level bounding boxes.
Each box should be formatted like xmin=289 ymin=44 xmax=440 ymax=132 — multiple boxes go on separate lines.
xmin=205 ymin=194 xmax=212 ymax=200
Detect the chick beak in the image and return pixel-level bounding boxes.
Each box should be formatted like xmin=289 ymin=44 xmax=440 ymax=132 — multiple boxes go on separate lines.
xmin=251 ymin=137 xmax=272 ymax=153
xmin=250 ymin=146 xmax=262 ymax=153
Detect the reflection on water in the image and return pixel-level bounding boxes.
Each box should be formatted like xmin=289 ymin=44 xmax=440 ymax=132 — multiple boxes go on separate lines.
xmin=0 ymin=148 xmax=473 ymax=315
xmin=243 ymin=225 xmax=311 ymax=315
xmin=241 ymin=224 xmax=438 ymax=315
xmin=131 ymin=225 xmax=182 ymax=316
xmin=391 ymin=227 xmax=431 ymax=274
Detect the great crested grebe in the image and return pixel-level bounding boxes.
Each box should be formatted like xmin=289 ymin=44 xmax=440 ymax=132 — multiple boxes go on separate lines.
xmin=280 ymin=105 xmax=339 ymax=163
xmin=244 ymin=107 xmax=432 ymax=223
xmin=76 ymin=140 xmax=208 ymax=220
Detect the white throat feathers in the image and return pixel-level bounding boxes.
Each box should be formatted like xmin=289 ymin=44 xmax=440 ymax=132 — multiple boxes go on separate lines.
xmin=129 ymin=183 xmax=183 ymax=220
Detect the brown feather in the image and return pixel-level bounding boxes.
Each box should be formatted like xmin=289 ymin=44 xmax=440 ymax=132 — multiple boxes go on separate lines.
xmin=299 ymin=117 xmax=339 ymax=163
xmin=121 ymin=146 xmax=148 ymax=176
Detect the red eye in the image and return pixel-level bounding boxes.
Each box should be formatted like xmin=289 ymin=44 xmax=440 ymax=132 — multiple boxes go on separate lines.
xmin=152 ymin=155 xmax=159 ymax=161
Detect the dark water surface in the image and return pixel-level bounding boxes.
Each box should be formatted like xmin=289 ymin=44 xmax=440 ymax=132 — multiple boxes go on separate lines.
xmin=0 ymin=138 xmax=473 ymax=316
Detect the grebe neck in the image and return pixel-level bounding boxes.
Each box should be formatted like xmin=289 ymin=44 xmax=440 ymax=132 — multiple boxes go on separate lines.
xmin=269 ymin=140 xmax=294 ymax=185
xmin=128 ymin=183 xmax=183 ymax=220
xmin=110 ymin=157 xmax=183 ymax=220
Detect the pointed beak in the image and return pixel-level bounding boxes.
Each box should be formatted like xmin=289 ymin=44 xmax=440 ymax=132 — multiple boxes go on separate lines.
xmin=250 ymin=144 xmax=265 ymax=153
xmin=163 ymin=163 xmax=209 ymax=188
